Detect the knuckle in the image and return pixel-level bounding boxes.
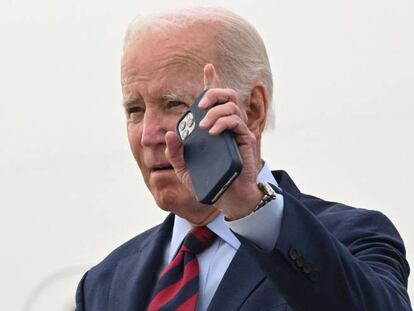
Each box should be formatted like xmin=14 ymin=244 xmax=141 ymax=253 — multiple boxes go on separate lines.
xmin=232 ymin=115 xmax=242 ymax=126
xmin=227 ymin=88 xmax=238 ymax=100
xmin=228 ymin=101 xmax=238 ymax=112
xmin=242 ymin=111 xmax=248 ymax=122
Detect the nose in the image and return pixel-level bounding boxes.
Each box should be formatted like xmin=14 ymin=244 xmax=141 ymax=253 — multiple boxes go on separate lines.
xmin=140 ymin=108 xmax=167 ymax=147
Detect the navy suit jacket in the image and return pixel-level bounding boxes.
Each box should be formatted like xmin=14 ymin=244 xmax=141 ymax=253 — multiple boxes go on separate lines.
xmin=76 ymin=171 xmax=412 ymax=310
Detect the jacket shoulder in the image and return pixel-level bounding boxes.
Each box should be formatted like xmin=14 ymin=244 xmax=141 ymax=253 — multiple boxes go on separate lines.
xmin=76 ymin=222 xmax=169 ymax=310
xmin=89 ymin=223 xmax=163 ymax=275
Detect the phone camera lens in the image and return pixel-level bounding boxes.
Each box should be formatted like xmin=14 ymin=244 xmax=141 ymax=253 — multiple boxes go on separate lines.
xmin=179 ymin=120 xmax=187 ymax=131
xmin=187 ymin=114 xmax=194 ymax=127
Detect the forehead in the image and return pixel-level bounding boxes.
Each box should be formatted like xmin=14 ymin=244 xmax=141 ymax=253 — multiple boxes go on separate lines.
xmin=121 ymin=23 xmax=217 ymax=96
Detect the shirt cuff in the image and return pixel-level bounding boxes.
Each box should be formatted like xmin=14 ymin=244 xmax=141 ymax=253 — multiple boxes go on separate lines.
xmin=224 ymin=193 xmax=284 ymax=252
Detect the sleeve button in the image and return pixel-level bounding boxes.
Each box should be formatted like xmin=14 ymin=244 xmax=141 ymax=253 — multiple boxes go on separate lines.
xmin=302 ymin=262 xmax=313 ymax=274
xmin=309 ymin=270 xmax=320 ymax=282
xmin=289 ymin=248 xmax=299 ymax=260
xmin=295 ymin=256 xmax=304 ymax=268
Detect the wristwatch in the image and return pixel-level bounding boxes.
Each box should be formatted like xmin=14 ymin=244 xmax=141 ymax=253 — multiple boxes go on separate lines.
xmin=251 ymin=182 xmax=277 ymax=213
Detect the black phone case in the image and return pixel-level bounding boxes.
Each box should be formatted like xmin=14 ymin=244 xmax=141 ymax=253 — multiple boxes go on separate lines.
xmin=176 ymin=89 xmax=243 ymax=205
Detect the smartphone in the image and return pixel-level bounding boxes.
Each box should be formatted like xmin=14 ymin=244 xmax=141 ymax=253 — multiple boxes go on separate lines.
xmin=176 ymin=89 xmax=243 ymax=205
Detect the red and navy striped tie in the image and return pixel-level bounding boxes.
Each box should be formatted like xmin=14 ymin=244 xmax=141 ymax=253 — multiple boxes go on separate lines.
xmin=148 ymin=226 xmax=217 ymax=311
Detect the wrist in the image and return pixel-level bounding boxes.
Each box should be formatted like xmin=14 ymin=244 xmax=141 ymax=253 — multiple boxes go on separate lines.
xmin=222 ymin=185 xmax=262 ymax=221
xmin=223 ymin=181 xmax=277 ymax=221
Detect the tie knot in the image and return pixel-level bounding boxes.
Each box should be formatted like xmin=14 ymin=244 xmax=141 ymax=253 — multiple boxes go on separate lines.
xmin=182 ymin=226 xmax=217 ymax=255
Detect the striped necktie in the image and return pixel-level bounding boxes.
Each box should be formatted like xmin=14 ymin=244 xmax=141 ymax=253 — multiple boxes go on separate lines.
xmin=148 ymin=226 xmax=217 ymax=311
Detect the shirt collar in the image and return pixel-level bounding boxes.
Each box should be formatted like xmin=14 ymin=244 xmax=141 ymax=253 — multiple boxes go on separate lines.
xmin=168 ymin=161 xmax=277 ymax=262
xmin=257 ymin=161 xmax=278 ymax=186
xmin=168 ymin=213 xmax=241 ymax=263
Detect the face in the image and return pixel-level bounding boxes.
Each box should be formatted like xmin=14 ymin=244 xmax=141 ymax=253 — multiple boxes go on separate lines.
xmin=121 ymin=24 xmax=217 ymax=213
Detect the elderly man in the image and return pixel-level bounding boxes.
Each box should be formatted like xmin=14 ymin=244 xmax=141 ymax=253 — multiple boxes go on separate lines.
xmin=76 ymin=7 xmax=411 ymax=311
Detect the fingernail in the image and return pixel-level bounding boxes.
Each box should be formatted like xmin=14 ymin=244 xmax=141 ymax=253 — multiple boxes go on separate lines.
xmin=199 ymin=119 xmax=206 ymax=127
xmin=208 ymin=128 xmax=217 ymax=135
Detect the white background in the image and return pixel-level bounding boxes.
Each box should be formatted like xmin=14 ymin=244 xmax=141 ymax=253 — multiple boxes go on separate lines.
xmin=1 ymin=0 xmax=413 ymax=310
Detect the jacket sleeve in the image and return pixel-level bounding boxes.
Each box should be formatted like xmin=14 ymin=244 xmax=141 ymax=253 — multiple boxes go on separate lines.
xmin=238 ymin=191 xmax=412 ymax=311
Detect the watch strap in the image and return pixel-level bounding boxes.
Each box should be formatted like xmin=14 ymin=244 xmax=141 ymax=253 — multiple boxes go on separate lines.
xmin=251 ymin=182 xmax=277 ymax=213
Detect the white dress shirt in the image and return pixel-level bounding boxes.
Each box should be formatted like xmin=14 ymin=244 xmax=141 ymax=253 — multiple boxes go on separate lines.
xmin=162 ymin=162 xmax=284 ymax=311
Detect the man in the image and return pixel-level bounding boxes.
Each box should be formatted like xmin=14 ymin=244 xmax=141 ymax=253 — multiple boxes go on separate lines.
xmin=76 ymin=7 xmax=411 ymax=311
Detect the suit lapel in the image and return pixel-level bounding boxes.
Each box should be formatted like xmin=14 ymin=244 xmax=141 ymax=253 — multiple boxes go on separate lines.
xmin=207 ymin=245 xmax=266 ymax=311
xmin=108 ymin=214 xmax=174 ymax=311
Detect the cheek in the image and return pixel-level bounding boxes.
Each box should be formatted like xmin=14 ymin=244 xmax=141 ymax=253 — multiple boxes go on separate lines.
xmin=127 ymin=123 xmax=143 ymax=162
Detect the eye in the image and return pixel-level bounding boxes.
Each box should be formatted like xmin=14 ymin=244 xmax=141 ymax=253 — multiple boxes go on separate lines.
xmin=126 ymin=106 xmax=145 ymax=122
xmin=167 ymin=101 xmax=187 ymax=109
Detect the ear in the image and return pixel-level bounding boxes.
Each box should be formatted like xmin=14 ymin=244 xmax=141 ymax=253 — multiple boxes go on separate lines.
xmin=245 ymin=82 xmax=268 ymax=136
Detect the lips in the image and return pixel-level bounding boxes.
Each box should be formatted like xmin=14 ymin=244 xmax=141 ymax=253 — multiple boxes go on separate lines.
xmin=150 ymin=163 xmax=174 ymax=172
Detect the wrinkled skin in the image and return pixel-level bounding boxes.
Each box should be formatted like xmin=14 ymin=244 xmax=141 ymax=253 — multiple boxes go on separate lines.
xmin=121 ymin=22 xmax=269 ymax=224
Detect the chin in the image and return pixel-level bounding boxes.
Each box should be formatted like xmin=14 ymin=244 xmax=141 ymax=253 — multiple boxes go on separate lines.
xmin=152 ymin=187 xmax=196 ymax=212
xmin=151 ymin=186 xmax=218 ymax=224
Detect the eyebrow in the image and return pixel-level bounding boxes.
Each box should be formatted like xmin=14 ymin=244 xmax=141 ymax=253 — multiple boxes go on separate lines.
xmin=161 ymin=90 xmax=193 ymax=103
xmin=122 ymin=99 xmax=137 ymax=108
xmin=122 ymin=90 xmax=194 ymax=108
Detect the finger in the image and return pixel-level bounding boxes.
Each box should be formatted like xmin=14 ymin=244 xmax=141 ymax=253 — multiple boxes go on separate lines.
xmin=198 ymin=88 xmax=238 ymax=110
xmin=208 ymin=114 xmax=249 ymax=136
xmin=199 ymin=101 xmax=247 ymax=129
xmin=165 ymin=131 xmax=194 ymax=192
xmin=203 ymin=63 xmax=220 ymax=90
xmin=164 ymin=131 xmax=186 ymax=176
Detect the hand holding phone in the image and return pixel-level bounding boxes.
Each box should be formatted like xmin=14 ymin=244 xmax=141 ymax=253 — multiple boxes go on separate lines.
xmin=176 ymin=89 xmax=243 ymax=204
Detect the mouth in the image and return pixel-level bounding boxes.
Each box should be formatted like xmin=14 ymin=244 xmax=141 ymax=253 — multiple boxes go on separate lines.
xmin=150 ymin=164 xmax=174 ymax=173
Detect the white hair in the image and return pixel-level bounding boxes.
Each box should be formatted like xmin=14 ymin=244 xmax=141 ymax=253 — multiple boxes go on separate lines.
xmin=123 ymin=6 xmax=275 ymax=129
